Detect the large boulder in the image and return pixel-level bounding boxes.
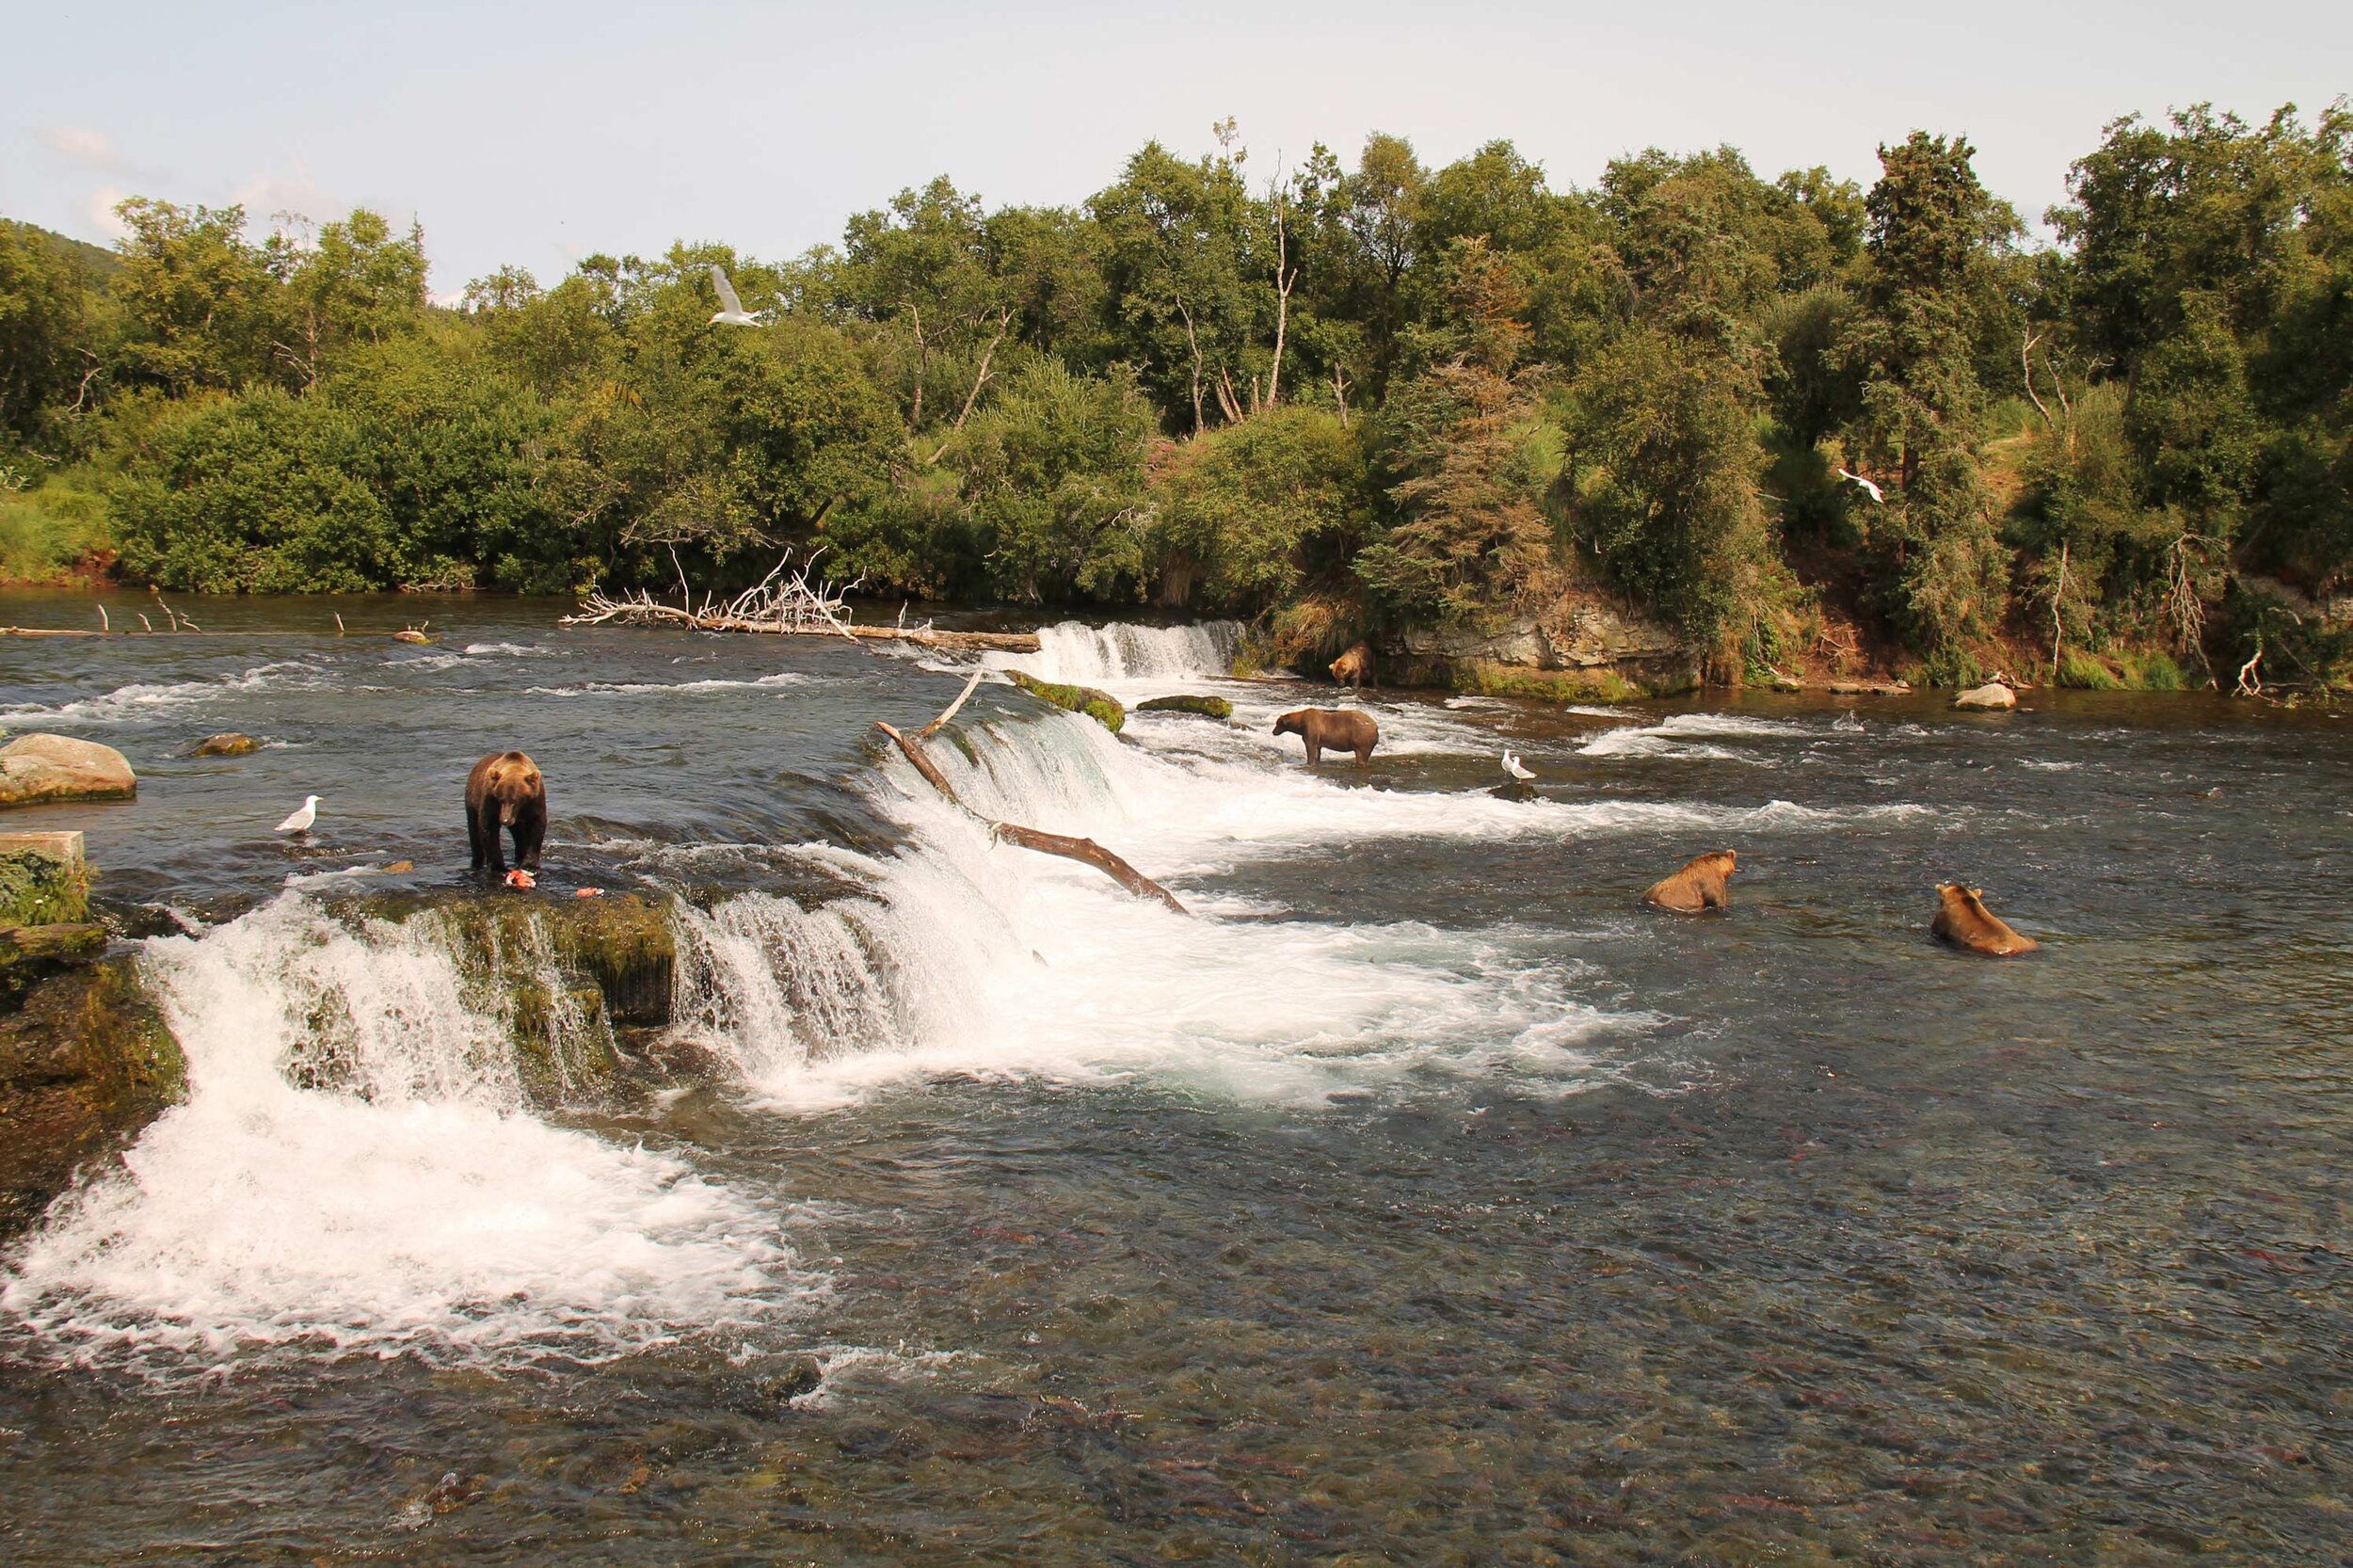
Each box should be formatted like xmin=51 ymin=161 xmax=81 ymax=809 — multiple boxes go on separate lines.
xmin=1954 ymin=682 xmax=2019 ymax=711
xmin=0 ymin=734 xmax=136 ymax=808
xmin=0 ymin=957 xmax=186 ymax=1236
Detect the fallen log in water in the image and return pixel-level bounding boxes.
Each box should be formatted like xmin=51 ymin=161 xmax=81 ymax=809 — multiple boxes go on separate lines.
xmin=873 ymin=677 xmax=1188 ymax=915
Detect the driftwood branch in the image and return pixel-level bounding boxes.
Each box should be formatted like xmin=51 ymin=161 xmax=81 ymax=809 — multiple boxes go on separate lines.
xmin=559 ymin=549 xmax=1041 ymax=651
xmin=874 ymin=720 xmax=960 ymax=805
xmin=988 ymin=823 xmax=1189 ymax=914
xmin=920 ymin=670 xmax=985 ymax=738
xmin=875 ymin=686 xmax=1188 ymax=915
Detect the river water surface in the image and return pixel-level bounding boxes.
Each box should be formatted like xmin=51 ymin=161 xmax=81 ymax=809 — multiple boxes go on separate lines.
xmin=0 ymin=590 xmax=2345 ymax=1564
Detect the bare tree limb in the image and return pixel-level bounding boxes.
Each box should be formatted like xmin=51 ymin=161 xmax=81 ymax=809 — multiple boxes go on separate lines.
xmin=919 ymin=670 xmax=985 ymax=738
xmin=931 ymin=307 xmax=1011 ymax=462
xmin=2022 ymin=330 xmax=2053 ymax=428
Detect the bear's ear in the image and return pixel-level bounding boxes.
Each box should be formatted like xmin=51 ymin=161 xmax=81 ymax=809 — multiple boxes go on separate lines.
xmin=1969 ymin=887 xmax=1984 ymax=899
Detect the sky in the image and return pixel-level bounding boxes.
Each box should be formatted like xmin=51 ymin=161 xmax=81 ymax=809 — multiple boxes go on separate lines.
xmin=7 ymin=1 xmax=2348 ymax=297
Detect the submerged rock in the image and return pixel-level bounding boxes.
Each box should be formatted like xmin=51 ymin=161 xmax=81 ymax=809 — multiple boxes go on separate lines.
xmin=1006 ymin=669 xmax=1126 ymax=732
xmin=1136 ymin=694 xmax=1234 ymax=720
xmin=0 ymin=735 xmax=136 ymax=808
xmin=193 ymin=731 xmax=264 ymax=757
xmin=0 ymin=956 xmax=186 ymax=1236
xmin=1954 ymin=682 xmax=2018 ymax=711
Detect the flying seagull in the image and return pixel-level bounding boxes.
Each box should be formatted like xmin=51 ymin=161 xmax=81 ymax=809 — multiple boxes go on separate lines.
xmin=708 ymin=264 xmax=760 ymax=327
xmin=1837 ymin=467 xmax=1884 ymax=504
xmin=276 ymin=794 xmax=320 ymax=834
xmin=1502 ymin=749 xmax=1535 ymax=782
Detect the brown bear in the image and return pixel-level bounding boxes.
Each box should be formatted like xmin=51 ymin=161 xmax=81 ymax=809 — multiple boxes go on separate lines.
xmin=1644 ymin=850 xmax=1737 ymax=913
xmin=467 ymin=750 xmax=547 ymax=873
xmin=1329 ymin=643 xmax=1373 ymax=689
xmin=1273 ymin=708 xmax=1380 ymax=767
xmin=1930 ymin=883 xmax=2039 ymax=955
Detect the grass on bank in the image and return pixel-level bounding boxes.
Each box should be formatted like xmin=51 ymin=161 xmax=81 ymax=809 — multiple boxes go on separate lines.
xmin=0 ymin=481 xmax=111 ymax=584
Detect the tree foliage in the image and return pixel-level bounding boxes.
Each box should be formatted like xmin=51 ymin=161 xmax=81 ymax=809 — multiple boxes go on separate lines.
xmin=3 ymin=102 xmax=2348 ymax=687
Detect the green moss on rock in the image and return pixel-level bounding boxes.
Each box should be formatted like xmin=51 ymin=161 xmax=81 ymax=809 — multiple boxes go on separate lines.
xmin=0 ymin=832 xmax=91 ymax=926
xmin=0 ymin=956 xmax=186 ymax=1236
xmin=1006 ymin=668 xmax=1127 ymax=732
xmin=1136 ymin=694 xmax=1235 ymax=720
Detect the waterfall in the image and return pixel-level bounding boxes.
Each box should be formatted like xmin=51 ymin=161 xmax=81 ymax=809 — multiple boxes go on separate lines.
xmin=1 ymin=894 xmax=796 ymax=1370
xmin=988 ymin=619 xmax=1241 ymax=684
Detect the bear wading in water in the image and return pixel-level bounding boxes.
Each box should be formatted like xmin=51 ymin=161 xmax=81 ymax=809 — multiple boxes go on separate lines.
xmin=467 ymin=750 xmax=547 ymax=873
xmin=1273 ymin=708 xmax=1381 ymax=767
xmin=1645 ymin=849 xmax=1737 ymax=913
xmin=1930 ymin=882 xmax=2039 ymax=955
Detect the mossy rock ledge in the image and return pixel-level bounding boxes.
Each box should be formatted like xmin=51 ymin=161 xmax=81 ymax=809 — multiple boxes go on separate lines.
xmin=1136 ymin=694 xmax=1234 ymax=720
xmin=0 ymin=956 xmax=186 ymax=1238
xmin=1006 ymin=669 xmax=1126 ymax=732
xmin=343 ymin=889 xmax=679 ymax=1101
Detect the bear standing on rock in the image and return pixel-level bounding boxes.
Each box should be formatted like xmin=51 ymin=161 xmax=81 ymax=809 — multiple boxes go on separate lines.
xmin=1273 ymin=709 xmax=1380 ymax=767
xmin=466 ymin=750 xmax=547 ymax=873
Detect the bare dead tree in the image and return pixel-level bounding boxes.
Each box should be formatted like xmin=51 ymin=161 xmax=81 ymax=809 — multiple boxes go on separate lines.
xmin=2022 ymin=331 xmax=2053 ymax=429
xmin=1266 ymin=172 xmax=1296 ymax=410
xmin=2048 ymin=539 xmax=2070 ymax=680
xmin=1214 ymin=365 xmax=1244 ymax=425
xmin=931 ymin=307 xmax=1013 ymax=462
xmin=1173 ymin=292 xmax=1208 ymax=433
xmin=1333 ymin=362 xmax=1352 ymax=427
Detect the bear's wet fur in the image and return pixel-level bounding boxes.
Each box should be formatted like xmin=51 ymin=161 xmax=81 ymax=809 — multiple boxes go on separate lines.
xmin=1273 ymin=709 xmax=1380 ymax=767
xmin=1931 ymin=882 xmax=2038 ymax=955
xmin=1645 ymin=850 xmax=1737 ymax=914
xmin=467 ymin=750 xmax=547 ymax=873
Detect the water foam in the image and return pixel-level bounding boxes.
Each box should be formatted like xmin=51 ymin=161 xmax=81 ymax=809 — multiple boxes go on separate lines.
xmin=1579 ymin=712 xmax=1807 ymax=760
xmin=526 ymin=672 xmax=810 ymax=696
xmin=0 ymin=661 xmax=327 ymax=726
xmin=1 ymin=896 xmax=796 ymax=1370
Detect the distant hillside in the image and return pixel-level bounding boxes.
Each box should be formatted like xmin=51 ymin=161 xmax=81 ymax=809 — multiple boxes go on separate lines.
xmin=14 ymin=220 xmax=119 ymax=278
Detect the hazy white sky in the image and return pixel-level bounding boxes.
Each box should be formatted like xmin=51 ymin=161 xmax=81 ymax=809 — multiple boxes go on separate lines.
xmin=7 ymin=1 xmax=2346 ymax=295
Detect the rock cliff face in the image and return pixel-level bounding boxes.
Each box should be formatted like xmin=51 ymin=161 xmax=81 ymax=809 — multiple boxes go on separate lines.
xmin=1377 ymin=594 xmax=1696 ymax=698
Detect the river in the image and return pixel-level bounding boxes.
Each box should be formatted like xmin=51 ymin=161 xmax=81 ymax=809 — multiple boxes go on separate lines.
xmin=1 ymin=589 xmax=2345 ymax=1563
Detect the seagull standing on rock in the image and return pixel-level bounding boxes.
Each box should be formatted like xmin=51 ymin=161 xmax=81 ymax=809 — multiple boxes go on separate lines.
xmin=276 ymin=794 xmax=320 ymax=834
xmin=1837 ymin=468 xmax=1884 ymax=504
xmin=708 ymin=264 xmax=761 ymax=327
xmin=1502 ymin=750 xmax=1535 ymax=782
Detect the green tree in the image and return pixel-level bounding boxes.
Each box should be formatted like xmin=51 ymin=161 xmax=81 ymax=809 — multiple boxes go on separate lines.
xmin=108 ymin=200 xmax=279 ymax=394
xmin=1355 ymin=240 xmax=1554 ymax=622
xmin=1839 ymin=132 xmax=2018 ymax=649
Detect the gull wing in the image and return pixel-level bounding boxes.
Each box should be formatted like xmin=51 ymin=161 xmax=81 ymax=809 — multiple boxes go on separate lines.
xmin=710 ymin=264 xmax=744 ymax=316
